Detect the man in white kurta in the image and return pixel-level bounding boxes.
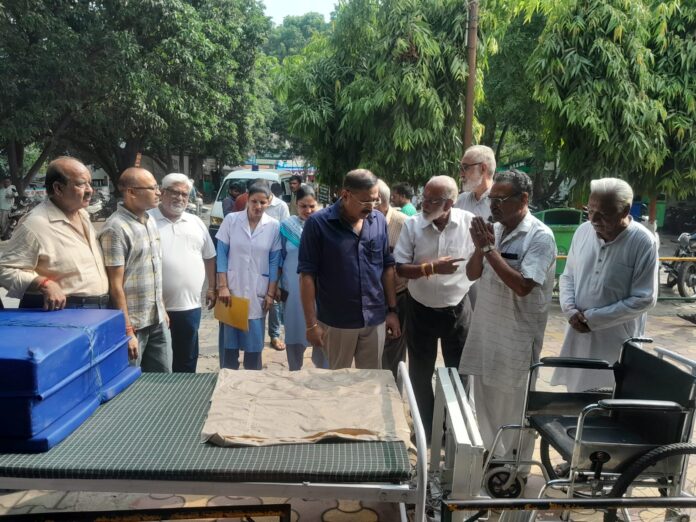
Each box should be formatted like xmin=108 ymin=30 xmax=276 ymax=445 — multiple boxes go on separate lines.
xmin=551 ymin=178 xmax=658 ymax=392
xmin=459 ymin=170 xmax=556 ymax=464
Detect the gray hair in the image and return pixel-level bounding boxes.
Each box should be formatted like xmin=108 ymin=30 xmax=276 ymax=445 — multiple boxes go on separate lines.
xmin=464 ymin=145 xmax=496 ymax=175
xmin=493 ymin=169 xmax=533 ymax=198
xmin=590 ymin=177 xmax=633 ymax=212
xmin=162 ymin=173 xmax=193 ymax=191
xmin=428 ymin=175 xmax=459 ymax=202
xmin=376 ymin=179 xmax=391 ymax=204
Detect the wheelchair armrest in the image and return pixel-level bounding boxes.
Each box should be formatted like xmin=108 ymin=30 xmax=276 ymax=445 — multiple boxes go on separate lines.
xmin=597 ymin=399 xmax=685 ymax=412
xmin=535 ymin=357 xmax=612 ymax=370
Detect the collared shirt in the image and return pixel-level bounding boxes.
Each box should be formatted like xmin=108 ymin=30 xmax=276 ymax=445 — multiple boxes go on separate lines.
xmin=99 ymin=204 xmax=165 ymax=329
xmin=454 ymin=189 xmax=492 ymax=221
xmin=266 ymin=195 xmax=290 ymax=223
xmin=399 ymin=202 xmax=417 ymax=216
xmin=149 ymin=207 xmax=216 ymax=312
xmin=0 ymin=199 xmax=109 ymax=298
xmin=552 ymin=219 xmax=658 ymax=392
xmin=385 ymin=206 xmax=408 ymax=294
xmin=298 ymin=201 xmax=395 ymax=329
xmin=394 ymin=208 xmax=476 ymax=308
xmin=459 ymin=212 xmax=556 ymax=388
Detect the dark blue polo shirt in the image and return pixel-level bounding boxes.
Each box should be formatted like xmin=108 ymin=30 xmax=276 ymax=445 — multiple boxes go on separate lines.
xmin=298 ymin=201 xmax=395 ymax=329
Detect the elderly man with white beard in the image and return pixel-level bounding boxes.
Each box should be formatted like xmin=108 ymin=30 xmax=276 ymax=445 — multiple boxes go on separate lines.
xmin=149 ymin=173 xmax=217 ymax=373
xmin=394 ymin=175 xmax=476 ymax=438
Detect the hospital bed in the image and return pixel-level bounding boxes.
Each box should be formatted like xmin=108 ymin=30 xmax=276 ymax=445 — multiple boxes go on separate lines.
xmin=0 ymin=363 xmax=428 ymax=521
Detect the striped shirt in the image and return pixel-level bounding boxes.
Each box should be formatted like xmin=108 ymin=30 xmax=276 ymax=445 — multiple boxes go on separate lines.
xmin=99 ymin=204 xmax=165 ymax=329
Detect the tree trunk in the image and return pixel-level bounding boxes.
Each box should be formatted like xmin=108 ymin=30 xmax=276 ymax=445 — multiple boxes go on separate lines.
xmin=191 ymin=152 xmax=201 ymax=184
xmin=481 ymin=118 xmax=497 ymax=148
xmin=495 ymin=123 xmax=509 ymax=160
xmin=179 ymin=148 xmax=185 ymax=174
xmin=648 ymin=195 xmax=657 ymax=224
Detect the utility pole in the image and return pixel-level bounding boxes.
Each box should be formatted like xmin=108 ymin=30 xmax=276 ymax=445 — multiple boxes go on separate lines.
xmin=463 ymin=0 xmax=479 ymax=150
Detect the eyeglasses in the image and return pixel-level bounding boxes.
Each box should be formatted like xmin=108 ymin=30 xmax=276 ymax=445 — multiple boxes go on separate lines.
xmin=460 ymin=161 xmax=482 ymax=172
xmin=489 ymin=193 xmax=521 ymax=205
xmin=422 ymin=197 xmax=446 ymax=206
xmin=130 ymin=185 xmax=160 ymax=192
xmin=164 ymin=188 xmax=189 ymax=199
xmin=349 ymin=192 xmax=381 ymax=208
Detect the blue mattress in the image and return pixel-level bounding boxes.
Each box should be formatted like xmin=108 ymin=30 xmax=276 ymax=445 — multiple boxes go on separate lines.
xmin=0 ymin=309 xmax=128 ymax=396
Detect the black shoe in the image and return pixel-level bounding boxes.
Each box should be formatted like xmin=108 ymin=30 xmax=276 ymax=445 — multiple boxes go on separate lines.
xmin=678 ymin=313 xmax=696 ymax=325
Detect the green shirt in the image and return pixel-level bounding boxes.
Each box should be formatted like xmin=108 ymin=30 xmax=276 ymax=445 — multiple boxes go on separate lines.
xmin=399 ymin=202 xmax=417 ymax=216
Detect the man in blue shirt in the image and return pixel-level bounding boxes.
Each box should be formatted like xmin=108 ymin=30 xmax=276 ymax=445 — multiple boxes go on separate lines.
xmin=299 ymin=169 xmax=401 ymax=369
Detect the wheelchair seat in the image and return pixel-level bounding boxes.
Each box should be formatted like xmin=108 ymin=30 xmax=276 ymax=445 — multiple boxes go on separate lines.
xmin=529 ymin=414 xmax=661 ymax=473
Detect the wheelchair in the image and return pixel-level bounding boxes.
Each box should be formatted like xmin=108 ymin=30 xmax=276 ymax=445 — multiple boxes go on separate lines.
xmin=481 ymin=338 xmax=696 ymax=522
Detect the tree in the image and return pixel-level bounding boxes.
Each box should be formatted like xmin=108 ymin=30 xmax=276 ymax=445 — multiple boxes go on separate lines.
xmin=280 ymin=0 xmax=505 ymax=187
xmin=264 ymin=12 xmax=330 ymax=62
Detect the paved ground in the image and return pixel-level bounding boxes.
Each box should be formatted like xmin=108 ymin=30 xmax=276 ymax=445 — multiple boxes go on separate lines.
xmin=1 ymin=229 xmax=695 ymax=521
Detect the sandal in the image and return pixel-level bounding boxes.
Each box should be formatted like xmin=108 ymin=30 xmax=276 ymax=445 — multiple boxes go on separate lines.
xmin=271 ymin=338 xmax=286 ymax=351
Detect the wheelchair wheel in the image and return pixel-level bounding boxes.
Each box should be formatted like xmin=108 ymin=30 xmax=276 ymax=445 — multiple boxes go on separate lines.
xmin=604 ymin=442 xmax=696 ymax=522
xmin=484 ymin=467 xmax=525 ymax=498
xmin=540 ymin=439 xmax=570 ymax=480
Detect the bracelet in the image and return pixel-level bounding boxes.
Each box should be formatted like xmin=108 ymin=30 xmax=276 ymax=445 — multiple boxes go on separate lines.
xmin=420 ymin=263 xmax=429 ymax=278
xmin=125 ymin=325 xmax=135 ymax=334
xmin=306 ymin=323 xmax=319 ymax=331
xmin=207 ymin=288 xmax=216 ymax=293
xmin=39 ymin=277 xmax=51 ymax=289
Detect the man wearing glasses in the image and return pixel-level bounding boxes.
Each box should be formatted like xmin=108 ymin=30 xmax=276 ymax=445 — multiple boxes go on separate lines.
xmin=298 ymin=169 xmax=401 ymax=370
xmin=0 ymin=157 xmax=109 ymax=310
xmin=454 ymin=144 xmax=496 ymax=221
xmin=459 ymin=170 xmax=556 ymax=468
xmin=100 ymin=167 xmax=171 ymax=372
xmin=393 ymin=175 xmax=476 ymax=437
xmin=149 ymin=173 xmax=217 ymax=373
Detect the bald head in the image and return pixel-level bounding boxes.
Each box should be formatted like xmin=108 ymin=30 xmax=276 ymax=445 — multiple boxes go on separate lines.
xmin=426 ymin=175 xmax=459 ymax=202
xmin=119 ymin=167 xmax=160 ymax=215
xmin=45 ymin=157 xmax=90 ymax=195
xmin=118 ymin=167 xmax=153 ymax=191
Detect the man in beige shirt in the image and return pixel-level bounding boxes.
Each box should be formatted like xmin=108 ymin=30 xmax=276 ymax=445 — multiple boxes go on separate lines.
xmin=0 ymin=157 xmax=109 ymax=310
xmin=376 ymin=179 xmax=409 ymax=379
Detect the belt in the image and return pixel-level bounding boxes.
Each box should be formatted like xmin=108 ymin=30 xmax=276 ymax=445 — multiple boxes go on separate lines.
xmin=65 ymin=294 xmax=110 ymax=307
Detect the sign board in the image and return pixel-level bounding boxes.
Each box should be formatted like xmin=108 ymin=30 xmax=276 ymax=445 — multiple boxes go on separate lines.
xmin=318 ymin=184 xmax=331 ymax=204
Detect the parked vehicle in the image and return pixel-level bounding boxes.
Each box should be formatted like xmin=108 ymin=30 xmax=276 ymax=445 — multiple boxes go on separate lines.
xmin=87 ymin=192 xmax=114 ymax=222
xmin=3 ymin=197 xmax=39 ymax=240
xmin=663 ymin=232 xmax=696 ymax=298
xmin=208 ymin=169 xmax=285 ymax=240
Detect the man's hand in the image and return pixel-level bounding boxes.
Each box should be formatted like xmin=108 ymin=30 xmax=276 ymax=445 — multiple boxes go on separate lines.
xmin=470 ymin=216 xmax=495 ymax=249
xmin=205 ymin=288 xmax=217 ymax=309
xmin=306 ymin=323 xmax=326 ymax=348
xmin=40 ymin=280 xmax=67 ymax=311
xmin=433 ymin=256 xmax=466 ymax=275
xmin=385 ymin=312 xmax=401 ymax=339
xmin=262 ymin=294 xmax=274 ymax=313
xmin=218 ymin=286 xmax=231 ymax=306
xmin=569 ymin=311 xmax=591 ymax=333
xmin=127 ymin=334 xmax=139 ymax=361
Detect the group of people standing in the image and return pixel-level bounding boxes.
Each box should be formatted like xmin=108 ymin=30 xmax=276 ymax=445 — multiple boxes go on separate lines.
xmin=0 ymin=146 xmax=660 ymax=464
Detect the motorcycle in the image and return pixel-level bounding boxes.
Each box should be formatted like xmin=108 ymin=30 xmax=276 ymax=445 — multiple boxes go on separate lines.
xmin=87 ymin=193 xmax=115 ymax=222
xmin=662 ymin=232 xmax=696 ymax=298
xmin=4 ymin=197 xmax=38 ymax=240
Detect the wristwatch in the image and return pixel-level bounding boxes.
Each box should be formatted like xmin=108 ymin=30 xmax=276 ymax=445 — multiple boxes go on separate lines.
xmin=481 ymin=244 xmax=495 ymax=254
xmin=387 ymin=306 xmax=399 ymax=314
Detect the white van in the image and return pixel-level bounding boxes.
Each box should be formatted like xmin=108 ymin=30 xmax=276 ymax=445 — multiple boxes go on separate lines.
xmin=208 ymin=169 xmax=285 ymax=239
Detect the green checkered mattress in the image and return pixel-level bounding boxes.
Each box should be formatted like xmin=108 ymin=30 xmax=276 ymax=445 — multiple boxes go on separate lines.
xmin=0 ymin=373 xmax=411 ymax=483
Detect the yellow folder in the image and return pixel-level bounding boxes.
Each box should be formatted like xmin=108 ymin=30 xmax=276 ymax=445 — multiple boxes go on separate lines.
xmin=214 ymin=296 xmax=250 ymax=332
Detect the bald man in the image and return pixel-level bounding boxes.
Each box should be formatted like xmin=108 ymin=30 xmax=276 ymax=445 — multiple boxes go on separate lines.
xmin=0 ymin=157 xmax=109 ymax=310
xmin=99 ymin=168 xmax=172 ymax=372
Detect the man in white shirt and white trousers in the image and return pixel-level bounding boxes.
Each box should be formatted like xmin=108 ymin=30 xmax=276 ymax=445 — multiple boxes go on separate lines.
xmin=551 ymin=178 xmax=659 ymax=392
xmin=459 ymin=170 xmax=556 ymax=466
